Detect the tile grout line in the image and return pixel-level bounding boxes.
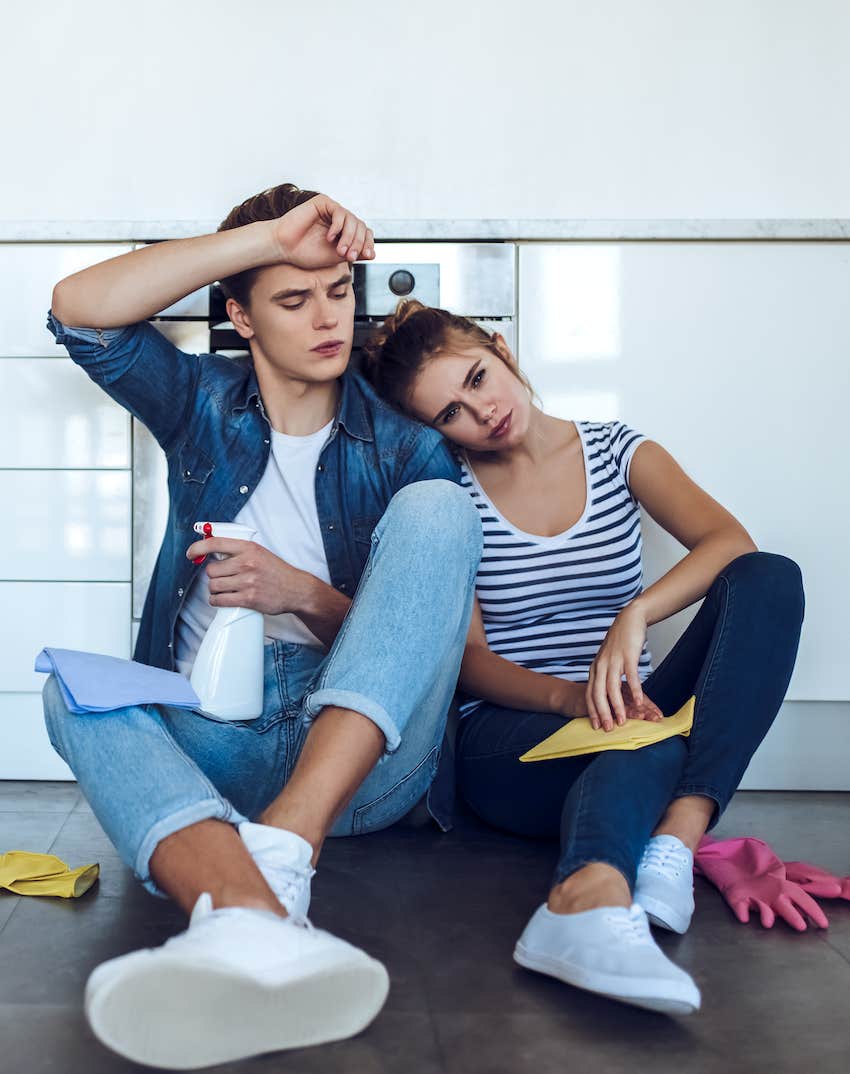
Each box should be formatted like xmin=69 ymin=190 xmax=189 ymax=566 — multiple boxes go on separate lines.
xmin=0 ymin=804 xmax=79 ymax=940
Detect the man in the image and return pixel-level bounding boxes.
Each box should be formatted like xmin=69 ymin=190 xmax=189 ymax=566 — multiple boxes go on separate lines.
xmin=44 ymin=185 xmax=482 ymax=1069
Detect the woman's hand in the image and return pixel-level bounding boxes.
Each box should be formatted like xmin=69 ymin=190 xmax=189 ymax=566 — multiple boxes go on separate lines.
xmin=551 ymin=679 xmax=591 ymax=719
xmin=586 ymin=603 xmax=663 ymax=731
xmin=270 ymin=194 xmax=375 ymax=270
xmin=185 ymin=537 xmax=312 ymax=616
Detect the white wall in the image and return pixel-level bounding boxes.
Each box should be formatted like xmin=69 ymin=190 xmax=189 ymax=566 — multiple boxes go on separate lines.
xmin=3 ymin=0 xmax=850 ymax=223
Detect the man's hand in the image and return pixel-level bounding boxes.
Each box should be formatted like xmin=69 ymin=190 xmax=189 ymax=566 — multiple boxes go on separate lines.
xmin=269 ymin=195 xmax=375 ymax=270
xmin=185 ymin=537 xmax=312 ymax=616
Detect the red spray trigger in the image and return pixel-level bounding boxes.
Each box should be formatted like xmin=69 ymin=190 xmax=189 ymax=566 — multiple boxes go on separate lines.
xmin=192 ymin=522 xmax=213 ymax=564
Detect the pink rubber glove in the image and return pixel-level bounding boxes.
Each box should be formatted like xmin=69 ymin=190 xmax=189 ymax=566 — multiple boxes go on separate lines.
xmin=783 ymin=861 xmax=850 ymax=900
xmin=695 ymin=836 xmax=829 ymax=931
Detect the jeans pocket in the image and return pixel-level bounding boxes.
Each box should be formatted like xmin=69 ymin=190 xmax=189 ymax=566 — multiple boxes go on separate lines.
xmin=351 ymin=744 xmax=441 ymax=835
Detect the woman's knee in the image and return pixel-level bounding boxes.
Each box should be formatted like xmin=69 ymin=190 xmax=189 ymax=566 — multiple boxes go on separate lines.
xmin=719 ymin=551 xmax=804 ymax=613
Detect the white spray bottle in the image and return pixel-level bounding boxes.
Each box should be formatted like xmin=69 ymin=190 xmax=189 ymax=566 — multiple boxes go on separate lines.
xmin=189 ymin=521 xmax=264 ymax=721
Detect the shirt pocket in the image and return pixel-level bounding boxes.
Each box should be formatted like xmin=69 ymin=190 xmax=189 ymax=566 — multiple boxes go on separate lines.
xmin=352 ymin=514 xmax=381 ymax=550
xmin=176 ymin=442 xmax=215 ymax=521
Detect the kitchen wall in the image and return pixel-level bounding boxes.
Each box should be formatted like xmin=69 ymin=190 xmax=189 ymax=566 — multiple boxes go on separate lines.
xmin=3 ymin=1 xmax=849 ymax=224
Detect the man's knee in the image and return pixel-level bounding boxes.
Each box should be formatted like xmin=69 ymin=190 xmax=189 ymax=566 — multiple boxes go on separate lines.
xmin=42 ymin=674 xmax=68 ymax=758
xmin=384 ymin=479 xmax=482 ymax=553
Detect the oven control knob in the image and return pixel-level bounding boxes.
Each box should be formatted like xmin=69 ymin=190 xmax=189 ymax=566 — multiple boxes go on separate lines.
xmin=388 ymin=269 xmax=415 ymax=296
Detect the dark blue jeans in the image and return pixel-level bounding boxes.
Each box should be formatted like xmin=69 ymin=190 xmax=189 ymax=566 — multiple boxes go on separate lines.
xmin=456 ymin=552 xmax=805 ymax=891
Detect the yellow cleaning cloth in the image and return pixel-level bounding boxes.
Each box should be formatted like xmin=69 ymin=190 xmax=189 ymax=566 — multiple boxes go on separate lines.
xmin=0 ymin=851 xmax=99 ymax=898
xmin=519 ymin=696 xmax=696 ymax=763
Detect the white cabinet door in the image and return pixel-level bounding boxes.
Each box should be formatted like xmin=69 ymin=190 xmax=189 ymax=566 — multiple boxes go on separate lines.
xmin=0 ymin=694 xmax=73 ymax=780
xmin=0 ymin=244 xmax=133 ymax=355
xmin=0 ymin=358 xmax=130 ymax=468
xmin=0 ymin=582 xmax=131 ymax=692
xmin=0 ymin=471 xmax=131 ymax=581
xmin=518 ymin=242 xmax=850 ymax=702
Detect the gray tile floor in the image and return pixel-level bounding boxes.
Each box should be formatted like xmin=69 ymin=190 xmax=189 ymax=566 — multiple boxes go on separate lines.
xmin=1 ymin=782 xmax=849 ymax=1073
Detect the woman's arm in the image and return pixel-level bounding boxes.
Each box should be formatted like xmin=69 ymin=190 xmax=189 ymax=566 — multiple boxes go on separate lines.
xmin=627 ymin=441 xmax=757 ymax=625
xmin=586 ymin=439 xmax=757 ymax=730
xmin=459 ymin=597 xmax=589 ymax=716
xmin=51 ymin=195 xmax=374 ymax=327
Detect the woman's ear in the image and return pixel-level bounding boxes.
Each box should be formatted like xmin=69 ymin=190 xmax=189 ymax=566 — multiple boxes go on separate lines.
xmin=491 ymin=332 xmax=517 ymax=367
xmin=226 ymin=297 xmax=255 ymax=341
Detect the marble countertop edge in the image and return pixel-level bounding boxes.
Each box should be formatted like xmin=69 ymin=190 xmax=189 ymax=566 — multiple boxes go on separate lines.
xmin=1 ymin=219 xmax=849 ymax=242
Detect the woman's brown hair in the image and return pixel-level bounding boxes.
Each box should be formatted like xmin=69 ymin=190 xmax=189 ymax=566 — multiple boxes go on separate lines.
xmin=217 ymin=182 xmax=319 ymax=306
xmin=362 ymin=299 xmax=536 ymax=418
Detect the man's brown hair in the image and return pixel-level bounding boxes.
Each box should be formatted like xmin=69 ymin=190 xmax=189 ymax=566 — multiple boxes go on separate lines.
xmin=217 ymin=183 xmax=319 ymax=306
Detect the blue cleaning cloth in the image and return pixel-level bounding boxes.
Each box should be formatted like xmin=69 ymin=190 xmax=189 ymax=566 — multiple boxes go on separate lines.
xmin=34 ymin=648 xmax=200 ymax=714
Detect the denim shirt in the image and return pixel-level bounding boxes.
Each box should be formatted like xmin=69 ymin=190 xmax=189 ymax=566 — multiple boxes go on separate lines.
xmin=47 ymin=314 xmax=462 ymax=673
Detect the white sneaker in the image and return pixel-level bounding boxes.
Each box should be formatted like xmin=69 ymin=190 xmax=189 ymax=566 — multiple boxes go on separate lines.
xmin=513 ymin=903 xmax=701 ymax=1015
xmin=634 ymin=835 xmax=695 ymax=934
xmin=239 ymin=821 xmax=315 ymax=918
xmin=85 ymin=894 xmax=390 ymax=1069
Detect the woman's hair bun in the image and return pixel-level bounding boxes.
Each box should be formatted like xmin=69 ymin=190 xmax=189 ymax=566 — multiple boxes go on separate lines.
xmin=362 ymin=298 xmax=428 ymax=373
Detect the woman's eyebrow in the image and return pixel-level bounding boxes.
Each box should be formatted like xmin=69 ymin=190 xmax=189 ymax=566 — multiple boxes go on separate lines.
xmin=432 ymin=359 xmax=482 ymax=423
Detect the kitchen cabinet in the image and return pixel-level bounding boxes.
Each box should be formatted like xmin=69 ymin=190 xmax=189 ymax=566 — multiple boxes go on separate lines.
xmin=0 ymin=471 xmax=131 ymax=582
xmin=0 ymin=244 xmax=133 ymax=355
xmin=517 ymin=242 xmax=850 ymax=703
xmin=0 ymin=358 xmax=129 ymax=469
xmin=0 ymin=582 xmax=131 ymax=692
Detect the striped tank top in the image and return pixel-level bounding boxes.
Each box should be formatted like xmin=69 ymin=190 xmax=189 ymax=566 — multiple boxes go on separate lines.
xmin=457 ymin=421 xmax=653 ymax=717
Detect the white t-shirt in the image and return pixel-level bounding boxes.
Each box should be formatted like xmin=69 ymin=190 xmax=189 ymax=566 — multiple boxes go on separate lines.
xmin=175 ymin=417 xmax=334 ymax=677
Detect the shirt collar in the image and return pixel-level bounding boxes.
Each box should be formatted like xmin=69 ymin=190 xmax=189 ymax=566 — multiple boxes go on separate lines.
xmin=232 ymin=365 xmax=374 ymax=443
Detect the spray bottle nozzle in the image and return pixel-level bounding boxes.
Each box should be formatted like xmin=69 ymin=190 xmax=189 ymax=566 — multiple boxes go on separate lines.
xmin=192 ymin=522 xmax=214 ymax=565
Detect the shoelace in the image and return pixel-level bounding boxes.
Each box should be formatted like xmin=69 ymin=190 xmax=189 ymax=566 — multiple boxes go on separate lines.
xmin=603 ymin=909 xmax=652 ymax=946
xmin=640 ymin=841 xmax=690 ymax=881
xmin=264 ymin=862 xmax=316 ymax=910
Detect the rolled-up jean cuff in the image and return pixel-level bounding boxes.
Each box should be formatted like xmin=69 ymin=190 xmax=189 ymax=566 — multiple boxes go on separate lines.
xmin=302 ymin=688 xmax=400 ymax=757
xmin=135 ymin=797 xmax=247 ymax=898
xmin=671 ymin=785 xmax=724 ymax=829
xmin=553 ymin=855 xmax=635 ymax=890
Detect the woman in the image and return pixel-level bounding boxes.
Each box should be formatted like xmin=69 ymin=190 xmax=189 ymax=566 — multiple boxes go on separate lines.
xmin=363 ymin=301 xmax=804 ymax=1015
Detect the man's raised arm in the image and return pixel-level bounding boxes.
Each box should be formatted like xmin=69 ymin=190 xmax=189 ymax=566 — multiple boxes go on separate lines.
xmin=51 ymin=196 xmax=375 ymax=327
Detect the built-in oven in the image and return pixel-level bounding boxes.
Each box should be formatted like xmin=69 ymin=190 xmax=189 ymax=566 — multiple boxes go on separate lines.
xmin=131 ymin=243 xmax=516 ymax=643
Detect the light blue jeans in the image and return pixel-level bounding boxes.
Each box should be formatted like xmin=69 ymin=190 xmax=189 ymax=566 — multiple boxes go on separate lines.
xmin=43 ymin=480 xmax=482 ymax=895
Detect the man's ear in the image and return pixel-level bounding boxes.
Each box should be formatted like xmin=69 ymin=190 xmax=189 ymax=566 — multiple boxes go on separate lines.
xmin=226 ymin=297 xmax=255 ymax=341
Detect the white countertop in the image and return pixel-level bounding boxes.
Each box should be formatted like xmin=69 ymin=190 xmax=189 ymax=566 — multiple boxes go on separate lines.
xmin=2 ymin=219 xmax=850 ymax=242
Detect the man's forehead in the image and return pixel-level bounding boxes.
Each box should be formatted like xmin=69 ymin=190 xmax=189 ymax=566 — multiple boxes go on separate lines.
xmin=255 ymin=261 xmax=349 ymax=292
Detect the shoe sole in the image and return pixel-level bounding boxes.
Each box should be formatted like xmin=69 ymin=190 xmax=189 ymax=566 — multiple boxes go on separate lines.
xmin=86 ymin=952 xmax=390 ymax=1069
xmin=513 ymin=942 xmax=700 ymax=1015
xmin=634 ymin=893 xmax=692 ymax=935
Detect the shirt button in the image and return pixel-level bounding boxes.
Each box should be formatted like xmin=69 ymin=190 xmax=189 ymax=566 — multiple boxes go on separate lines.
xmin=327 ymin=523 xmax=335 ymax=531
xmin=317 ymin=464 xmax=324 ymax=472
xmin=264 ymin=439 xmax=270 ymax=445
xmin=167 ymin=642 xmax=173 ymax=649
xmin=183 ymin=469 xmax=191 ymax=478
xmin=177 ymin=587 xmax=184 ymax=597
xmin=239 ymin=485 xmax=249 ymax=494
xmin=339 ymin=583 xmax=347 ymax=592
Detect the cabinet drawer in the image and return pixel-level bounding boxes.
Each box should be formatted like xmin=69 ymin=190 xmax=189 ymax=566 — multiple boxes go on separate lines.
xmin=0 ymin=471 xmax=131 ymax=580
xmin=0 ymin=358 xmax=130 ymax=468
xmin=0 ymin=693 xmax=73 ymax=780
xmin=0 ymin=244 xmax=133 ymax=356
xmin=0 ymin=582 xmax=131 ymax=691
